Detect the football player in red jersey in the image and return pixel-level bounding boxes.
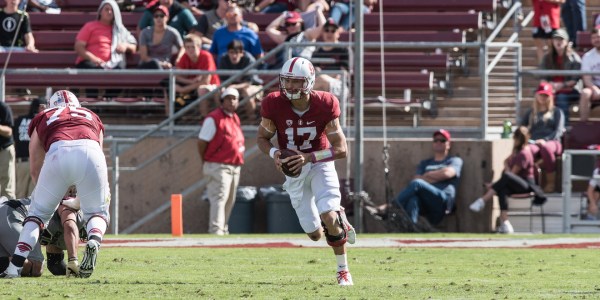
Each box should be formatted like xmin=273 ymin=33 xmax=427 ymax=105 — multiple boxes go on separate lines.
xmin=1 ymin=90 xmax=110 ymax=279
xmin=257 ymin=57 xmax=356 ymax=286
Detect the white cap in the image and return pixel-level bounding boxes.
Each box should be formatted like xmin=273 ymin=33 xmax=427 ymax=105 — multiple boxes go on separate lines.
xmin=221 ymin=87 xmax=239 ymax=99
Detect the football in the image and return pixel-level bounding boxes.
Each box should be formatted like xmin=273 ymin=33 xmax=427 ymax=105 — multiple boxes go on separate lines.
xmin=279 ymin=148 xmax=300 ymax=177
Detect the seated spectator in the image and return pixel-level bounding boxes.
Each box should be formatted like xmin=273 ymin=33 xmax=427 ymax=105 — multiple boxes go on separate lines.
xmin=210 ymin=5 xmax=263 ymax=61
xmin=192 ymin=0 xmax=258 ymax=47
xmin=365 ymin=129 xmax=463 ymax=228
xmin=0 ymin=0 xmax=38 ymax=53
xmin=265 ymin=9 xmax=325 ymax=69
xmin=180 ymin=0 xmax=217 ymax=16
xmin=329 ymin=0 xmax=376 ymax=31
xmin=469 ymin=126 xmax=546 ymax=234
xmin=137 ymin=0 xmax=198 ymax=38
xmin=539 ymin=28 xmax=581 ymax=123
xmin=579 ymin=26 xmax=600 ymax=122
xmin=74 ymin=0 xmax=137 ymax=98
xmin=138 ymin=5 xmax=184 ymax=69
xmin=20 ymin=0 xmax=62 ymax=13
xmin=218 ymin=39 xmax=263 ymax=123
xmin=253 ymin=0 xmax=295 ymax=13
xmin=583 ymin=158 xmax=600 ymax=220
xmin=520 ymin=82 xmax=565 ymax=193
xmin=171 ymin=34 xmax=220 ymax=117
xmin=232 ymin=0 xmax=256 ymax=13
xmin=312 ymin=18 xmax=349 ymax=103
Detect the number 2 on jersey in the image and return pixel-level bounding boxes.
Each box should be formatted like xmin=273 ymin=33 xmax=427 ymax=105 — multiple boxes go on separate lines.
xmin=285 ymin=127 xmax=317 ymax=150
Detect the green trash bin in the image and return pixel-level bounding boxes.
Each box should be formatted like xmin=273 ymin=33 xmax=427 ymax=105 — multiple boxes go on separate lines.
xmin=228 ymin=186 xmax=257 ymax=234
xmin=260 ymin=185 xmax=304 ymax=233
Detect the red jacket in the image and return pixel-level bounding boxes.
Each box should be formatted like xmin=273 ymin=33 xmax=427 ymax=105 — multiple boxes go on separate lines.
xmin=203 ymin=108 xmax=244 ymax=166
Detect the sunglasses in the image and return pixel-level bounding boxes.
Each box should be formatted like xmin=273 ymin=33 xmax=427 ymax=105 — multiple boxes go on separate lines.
xmin=433 ymin=138 xmax=447 ymax=143
xmin=285 ymin=22 xmax=299 ymax=27
xmin=153 ymin=14 xmax=166 ymax=18
xmin=324 ymin=28 xmax=337 ymax=33
xmin=226 ymin=11 xmax=239 ymax=17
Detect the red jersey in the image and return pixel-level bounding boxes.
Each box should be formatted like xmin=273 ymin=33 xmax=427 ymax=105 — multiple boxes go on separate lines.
xmin=28 ymin=106 xmax=105 ymax=152
xmin=261 ymin=90 xmax=340 ymax=153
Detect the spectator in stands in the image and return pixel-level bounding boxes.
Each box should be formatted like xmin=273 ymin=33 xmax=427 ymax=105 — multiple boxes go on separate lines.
xmin=253 ymin=0 xmax=295 ymax=13
xmin=469 ymin=126 xmax=546 ymax=234
xmin=74 ymin=0 xmax=137 ymax=99
xmin=12 ymin=98 xmax=45 ymax=198
xmin=172 ymin=34 xmax=220 ymax=117
xmin=561 ymin=0 xmax=585 ymax=48
xmin=583 ymin=158 xmax=600 ymax=220
xmin=539 ymin=28 xmax=581 ymax=123
xmin=138 ymin=5 xmax=184 ymax=69
xmin=232 ymin=0 xmax=256 ymax=13
xmin=520 ymin=82 xmax=565 ymax=193
xmin=265 ymin=8 xmax=325 ymax=69
xmin=312 ymin=18 xmax=349 ymax=103
xmin=329 ymin=0 xmax=375 ymax=31
xmin=192 ymin=0 xmax=258 ymax=48
xmin=180 ymin=0 xmax=217 ymax=16
xmin=532 ymin=0 xmax=564 ymax=63
xmin=137 ymin=0 xmax=198 ymax=38
xmin=218 ymin=39 xmax=263 ymax=123
xmin=20 ymin=0 xmax=62 ymax=13
xmin=0 ymin=0 xmax=38 ymax=53
xmin=0 ymin=100 xmax=15 ymax=199
xmin=579 ymin=26 xmax=600 ymax=122
xmin=365 ymin=129 xmax=463 ymax=228
xmin=209 ymin=5 xmax=263 ymax=61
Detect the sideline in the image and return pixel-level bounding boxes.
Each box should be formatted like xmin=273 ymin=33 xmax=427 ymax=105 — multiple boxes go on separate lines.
xmin=100 ymin=237 xmax=600 ymax=249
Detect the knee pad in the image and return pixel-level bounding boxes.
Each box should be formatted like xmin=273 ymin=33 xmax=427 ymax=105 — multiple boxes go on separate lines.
xmin=323 ymin=214 xmax=348 ymax=247
xmin=0 ymin=256 xmax=9 ymax=273
xmin=23 ymin=216 xmax=45 ymax=230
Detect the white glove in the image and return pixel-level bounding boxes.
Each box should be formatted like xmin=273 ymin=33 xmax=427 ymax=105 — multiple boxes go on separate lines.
xmin=61 ymin=197 xmax=80 ymax=210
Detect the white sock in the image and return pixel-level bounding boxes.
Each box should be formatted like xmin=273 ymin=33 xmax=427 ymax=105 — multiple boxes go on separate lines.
xmin=336 ymin=254 xmax=348 ymax=271
xmin=87 ymin=217 xmax=107 ymax=242
xmin=13 ymin=221 xmax=41 ymax=260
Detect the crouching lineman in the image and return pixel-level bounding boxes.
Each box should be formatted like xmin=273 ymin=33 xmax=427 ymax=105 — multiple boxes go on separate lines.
xmin=1 ymin=90 xmax=110 ymax=279
xmin=0 ymin=195 xmax=85 ymax=277
xmin=257 ymin=57 xmax=356 ymax=286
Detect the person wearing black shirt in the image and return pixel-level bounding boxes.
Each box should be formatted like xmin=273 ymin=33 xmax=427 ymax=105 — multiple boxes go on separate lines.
xmin=12 ymin=99 xmax=44 ymax=198
xmin=218 ymin=39 xmax=263 ymax=122
xmin=312 ymin=18 xmax=349 ymax=103
xmin=0 ymin=0 xmax=37 ymax=52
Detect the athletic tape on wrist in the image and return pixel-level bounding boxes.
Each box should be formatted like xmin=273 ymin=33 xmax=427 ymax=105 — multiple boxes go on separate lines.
xmin=311 ymin=148 xmax=334 ymax=163
xmin=269 ymin=147 xmax=279 ymax=159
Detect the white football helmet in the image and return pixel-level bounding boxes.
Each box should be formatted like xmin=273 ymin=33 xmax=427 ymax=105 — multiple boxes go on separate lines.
xmin=49 ymin=90 xmax=81 ymax=109
xmin=279 ymin=57 xmax=315 ymax=100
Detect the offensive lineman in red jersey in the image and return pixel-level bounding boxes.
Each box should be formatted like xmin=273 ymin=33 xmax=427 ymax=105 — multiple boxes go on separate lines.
xmin=257 ymin=57 xmax=356 ymax=286
xmin=1 ymin=90 xmax=110 ymax=279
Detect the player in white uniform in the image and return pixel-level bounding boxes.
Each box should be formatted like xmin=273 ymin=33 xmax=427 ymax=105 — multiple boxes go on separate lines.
xmin=1 ymin=90 xmax=110 ymax=279
xmin=257 ymin=57 xmax=356 ymax=286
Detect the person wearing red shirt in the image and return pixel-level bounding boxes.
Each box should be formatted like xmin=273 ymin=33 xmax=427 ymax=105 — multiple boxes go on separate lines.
xmin=257 ymin=57 xmax=356 ymax=286
xmin=197 ymin=87 xmax=244 ymax=235
xmin=532 ymin=0 xmax=564 ymax=63
xmin=172 ymin=34 xmax=220 ymax=117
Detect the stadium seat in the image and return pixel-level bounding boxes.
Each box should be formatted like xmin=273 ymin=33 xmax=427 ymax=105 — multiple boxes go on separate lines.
xmin=377 ymin=0 xmax=496 ymax=12
xmin=363 ymin=12 xmax=482 ymax=32
xmin=0 ymin=51 xmax=140 ymax=68
xmin=4 ymin=73 xmax=165 ymax=89
xmin=29 ymin=12 xmax=141 ymax=31
xmin=339 ymin=31 xmax=465 ymax=44
xmin=576 ymin=31 xmax=591 ymax=52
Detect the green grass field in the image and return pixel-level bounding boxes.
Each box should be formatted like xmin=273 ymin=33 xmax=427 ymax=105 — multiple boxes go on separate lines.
xmin=1 ymin=234 xmax=599 ymax=299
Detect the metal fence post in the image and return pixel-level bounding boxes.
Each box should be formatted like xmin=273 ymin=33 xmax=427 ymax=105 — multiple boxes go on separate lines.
xmin=110 ymin=141 xmax=120 ymax=235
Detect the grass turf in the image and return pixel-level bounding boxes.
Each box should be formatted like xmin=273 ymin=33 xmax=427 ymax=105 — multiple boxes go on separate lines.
xmin=1 ymin=234 xmax=600 ymax=299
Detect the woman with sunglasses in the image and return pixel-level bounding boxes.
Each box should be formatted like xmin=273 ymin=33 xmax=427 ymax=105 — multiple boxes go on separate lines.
xmin=470 ymin=126 xmax=546 ymax=234
xmin=265 ymin=7 xmax=325 ymax=69
xmin=138 ymin=5 xmax=184 ymax=70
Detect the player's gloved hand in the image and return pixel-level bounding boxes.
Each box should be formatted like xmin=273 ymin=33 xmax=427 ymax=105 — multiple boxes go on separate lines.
xmin=66 ymin=259 xmax=79 ymax=277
